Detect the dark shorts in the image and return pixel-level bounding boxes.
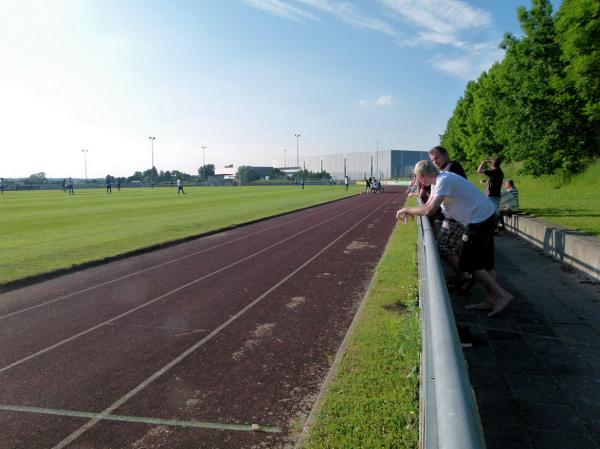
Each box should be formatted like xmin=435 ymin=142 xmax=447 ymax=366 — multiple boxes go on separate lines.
xmin=438 ymin=218 xmax=464 ymax=258
xmin=459 ymin=214 xmax=495 ymax=273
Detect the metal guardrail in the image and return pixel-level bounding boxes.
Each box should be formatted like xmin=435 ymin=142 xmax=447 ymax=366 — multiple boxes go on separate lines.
xmin=417 ymin=214 xmax=486 ymax=449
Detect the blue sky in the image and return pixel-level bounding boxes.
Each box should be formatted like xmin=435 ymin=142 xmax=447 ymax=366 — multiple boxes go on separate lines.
xmin=0 ymin=0 xmax=561 ymax=178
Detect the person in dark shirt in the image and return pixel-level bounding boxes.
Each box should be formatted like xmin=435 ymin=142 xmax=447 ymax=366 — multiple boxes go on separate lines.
xmin=478 ymin=157 xmax=504 ymax=218
xmin=429 ymin=145 xmax=466 ymax=178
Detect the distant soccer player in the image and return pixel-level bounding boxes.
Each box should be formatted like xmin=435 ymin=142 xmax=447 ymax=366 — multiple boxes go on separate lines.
xmin=177 ymin=178 xmax=186 ymax=194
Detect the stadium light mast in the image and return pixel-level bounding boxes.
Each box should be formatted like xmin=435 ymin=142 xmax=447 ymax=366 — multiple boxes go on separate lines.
xmin=376 ymin=138 xmax=379 ymax=179
xmin=294 ymin=133 xmax=300 ymax=169
xmin=201 ymin=146 xmax=207 ymax=166
xmin=81 ymin=148 xmax=88 ymax=182
xmin=149 ymin=136 xmax=156 ymax=168
xmin=284 ymin=148 xmax=287 ymax=169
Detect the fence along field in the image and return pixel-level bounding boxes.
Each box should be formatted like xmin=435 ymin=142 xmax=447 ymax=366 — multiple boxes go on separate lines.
xmin=0 ymin=185 xmax=356 ymax=285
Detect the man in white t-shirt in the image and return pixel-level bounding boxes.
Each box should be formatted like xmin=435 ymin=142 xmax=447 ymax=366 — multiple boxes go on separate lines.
xmin=396 ymin=160 xmax=513 ymax=317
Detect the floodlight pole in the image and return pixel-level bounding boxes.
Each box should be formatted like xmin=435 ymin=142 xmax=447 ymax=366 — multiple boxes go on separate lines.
xmin=81 ymin=149 xmax=88 ymax=182
xmin=201 ymin=146 xmax=207 ymax=167
xmin=294 ymin=133 xmax=300 ymax=170
xmin=149 ymin=136 xmax=156 ymax=168
xmin=376 ymin=138 xmax=379 ymax=179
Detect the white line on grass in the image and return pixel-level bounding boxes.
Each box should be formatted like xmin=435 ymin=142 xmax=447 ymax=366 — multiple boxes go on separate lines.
xmin=0 ymin=404 xmax=282 ymax=433
xmin=0 ymin=198 xmax=370 ymax=374
xmin=0 ymin=200 xmax=348 ymax=321
xmin=50 ymin=195 xmax=395 ymax=449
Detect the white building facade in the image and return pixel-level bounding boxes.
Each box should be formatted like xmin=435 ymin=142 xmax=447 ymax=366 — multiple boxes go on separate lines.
xmin=288 ymin=150 xmax=429 ymax=180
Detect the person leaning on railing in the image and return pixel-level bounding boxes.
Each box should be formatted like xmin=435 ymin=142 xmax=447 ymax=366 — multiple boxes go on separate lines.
xmin=396 ymin=160 xmax=514 ymax=317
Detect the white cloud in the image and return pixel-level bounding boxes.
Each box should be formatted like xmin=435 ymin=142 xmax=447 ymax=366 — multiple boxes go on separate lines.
xmin=429 ymin=43 xmax=505 ymax=79
xmin=375 ymin=95 xmax=394 ymax=107
xmin=242 ymin=0 xmax=318 ymax=22
xmin=359 ymin=95 xmax=394 ymax=108
xmin=297 ymin=0 xmax=398 ymax=37
xmin=244 ymin=0 xmax=399 ymax=37
xmin=381 ymin=0 xmax=490 ymax=34
xmin=242 ymin=0 xmax=500 ymax=80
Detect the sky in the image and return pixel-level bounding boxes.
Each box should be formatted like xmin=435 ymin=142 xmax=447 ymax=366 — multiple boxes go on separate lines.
xmin=0 ymin=0 xmax=562 ymax=179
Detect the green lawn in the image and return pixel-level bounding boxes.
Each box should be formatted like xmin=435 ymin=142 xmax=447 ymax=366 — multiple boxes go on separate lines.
xmin=304 ymin=217 xmax=420 ymax=449
xmin=472 ymin=159 xmax=600 ymax=236
xmin=0 ymin=185 xmax=357 ymax=285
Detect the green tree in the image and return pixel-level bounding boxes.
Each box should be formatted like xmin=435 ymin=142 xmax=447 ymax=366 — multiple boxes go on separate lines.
xmin=267 ymin=168 xmax=286 ymax=179
xmin=237 ymin=166 xmax=259 ymax=183
xmin=127 ymin=171 xmax=143 ymax=182
xmin=556 ymin=0 xmax=600 ymax=124
xmin=143 ymin=167 xmax=159 ymax=184
xmin=198 ymin=164 xmax=215 ymax=181
xmin=26 ymin=172 xmax=48 ymax=184
xmin=295 ymin=169 xmax=331 ymax=179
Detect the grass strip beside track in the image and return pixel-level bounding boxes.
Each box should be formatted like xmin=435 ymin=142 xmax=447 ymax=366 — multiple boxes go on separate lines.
xmin=0 ymin=185 xmax=356 ymax=285
xmin=304 ymin=219 xmax=420 ymax=449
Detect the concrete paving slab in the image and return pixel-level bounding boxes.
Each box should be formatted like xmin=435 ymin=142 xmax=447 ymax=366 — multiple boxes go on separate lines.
xmin=449 ymin=232 xmax=600 ymax=449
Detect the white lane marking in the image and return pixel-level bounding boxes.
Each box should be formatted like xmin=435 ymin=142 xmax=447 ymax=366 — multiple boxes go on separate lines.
xmin=0 ymin=404 xmax=281 ymax=433
xmin=0 ymin=199 xmax=371 ymax=374
xmin=0 ymin=200 xmax=349 ymax=321
xmin=51 ymin=195 xmax=394 ymax=449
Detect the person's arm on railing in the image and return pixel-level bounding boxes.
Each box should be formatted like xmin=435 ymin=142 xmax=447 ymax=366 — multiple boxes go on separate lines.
xmin=396 ymin=195 xmax=443 ymax=221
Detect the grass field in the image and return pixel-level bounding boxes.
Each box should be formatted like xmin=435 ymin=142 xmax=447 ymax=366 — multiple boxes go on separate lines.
xmin=0 ymin=185 xmax=357 ymax=285
xmin=305 ymin=216 xmax=420 ymax=449
xmin=473 ymin=159 xmax=600 ymax=236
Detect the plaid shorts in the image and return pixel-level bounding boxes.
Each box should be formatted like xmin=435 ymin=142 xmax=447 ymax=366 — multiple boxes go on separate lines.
xmin=438 ymin=218 xmax=465 ymax=258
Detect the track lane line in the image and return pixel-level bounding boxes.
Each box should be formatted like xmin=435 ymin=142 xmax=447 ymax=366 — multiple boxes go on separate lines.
xmin=0 ymin=198 xmax=373 ymax=374
xmin=0 ymin=199 xmax=354 ymax=321
xmin=49 ymin=195 xmax=395 ymax=449
xmin=0 ymin=404 xmax=282 ymax=433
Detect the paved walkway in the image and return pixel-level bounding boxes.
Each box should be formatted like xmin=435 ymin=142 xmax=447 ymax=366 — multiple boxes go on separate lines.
xmin=450 ymin=231 xmax=600 ymax=449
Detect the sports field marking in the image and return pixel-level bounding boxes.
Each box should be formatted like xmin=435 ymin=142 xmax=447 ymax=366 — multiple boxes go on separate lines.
xmin=0 ymin=199 xmax=372 ymax=374
xmin=0 ymin=404 xmax=282 ymax=433
xmin=0 ymin=200 xmax=348 ymax=321
xmin=50 ymin=195 xmax=395 ymax=449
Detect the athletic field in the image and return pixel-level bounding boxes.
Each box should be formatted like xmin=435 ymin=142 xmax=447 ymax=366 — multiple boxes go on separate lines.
xmin=0 ymin=185 xmax=358 ymax=286
xmin=0 ymin=187 xmax=406 ymax=448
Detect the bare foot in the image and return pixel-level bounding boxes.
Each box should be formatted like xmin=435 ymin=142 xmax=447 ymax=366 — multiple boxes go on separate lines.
xmin=488 ymin=294 xmax=514 ymax=317
xmin=465 ymin=301 xmax=493 ymax=310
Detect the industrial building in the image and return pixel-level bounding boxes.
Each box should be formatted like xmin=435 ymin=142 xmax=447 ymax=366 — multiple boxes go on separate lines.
xmin=282 ymin=150 xmax=429 ymax=180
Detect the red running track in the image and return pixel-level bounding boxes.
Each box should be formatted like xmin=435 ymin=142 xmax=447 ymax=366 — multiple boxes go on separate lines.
xmin=0 ymin=188 xmax=407 ymax=449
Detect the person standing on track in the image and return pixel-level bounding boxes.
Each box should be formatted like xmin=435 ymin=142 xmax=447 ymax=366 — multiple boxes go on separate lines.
xmin=396 ymin=160 xmax=513 ymax=317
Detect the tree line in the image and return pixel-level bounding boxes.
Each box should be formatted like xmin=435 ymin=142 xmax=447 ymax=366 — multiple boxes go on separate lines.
xmin=441 ymin=0 xmax=599 ymax=176
xmin=11 ymin=165 xmax=216 ymax=186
